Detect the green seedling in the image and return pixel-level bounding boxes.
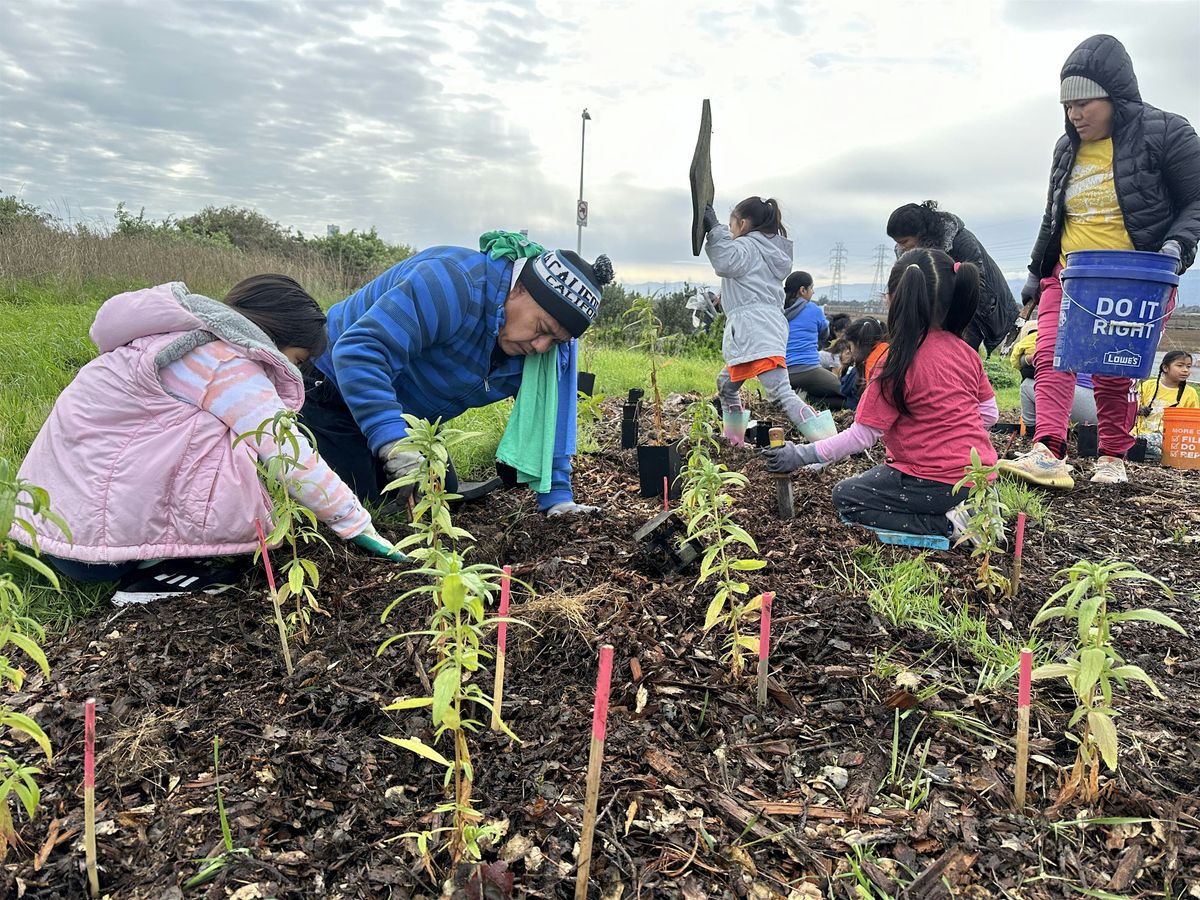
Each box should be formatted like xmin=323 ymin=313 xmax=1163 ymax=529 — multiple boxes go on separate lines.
xmin=377 ymin=417 xmax=514 ymax=871
xmin=885 ymin=709 xmax=933 ymax=811
xmin=184 ymin=736 xmax=251 ymax=888
xmin=624 ymin=297 xmax=666 ymax=445
xmin=953 ymin=449 xmax=1010 ymax=596
xmin=0 ymin=460 xmax=62 ymax=859
xmin=234 ymin=411 xmax=329 ymax=645
xmin=680 ymin=452 xmax=764 ymax=679
xmin=1031 ymin=560 xmax=1183 ymax=804
xmin=576 ymin=391 xmax=606 ymax=454
xmin=685 ymin=398 xmax=721 ymax=464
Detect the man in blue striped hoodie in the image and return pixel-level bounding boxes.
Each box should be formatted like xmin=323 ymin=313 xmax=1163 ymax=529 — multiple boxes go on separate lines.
xmin=303 ymin=241 xmax=613 ymax=515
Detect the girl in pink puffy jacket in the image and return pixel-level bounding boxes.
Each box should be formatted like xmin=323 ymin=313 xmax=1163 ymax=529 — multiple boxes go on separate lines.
xmin=12 ymin=275 xmax=401 ymax=605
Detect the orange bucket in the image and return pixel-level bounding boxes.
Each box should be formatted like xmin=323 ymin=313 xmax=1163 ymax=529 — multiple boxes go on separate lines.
xmin=1161 ymin=407 xmax=1200 ymax=469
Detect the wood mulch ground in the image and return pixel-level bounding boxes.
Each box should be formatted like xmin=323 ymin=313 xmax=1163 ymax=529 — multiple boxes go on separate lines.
xmin=3 ymin=395 xmax=1198 ymax=898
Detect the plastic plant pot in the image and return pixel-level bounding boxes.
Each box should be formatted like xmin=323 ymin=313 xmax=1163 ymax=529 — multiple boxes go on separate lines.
xmin=637 ymin=442 xmax=681 ymax=500
xmin=577 ymin=371 xmax=596 ymax=396
xmin=798 ymin=410 xmax=838 ymax=442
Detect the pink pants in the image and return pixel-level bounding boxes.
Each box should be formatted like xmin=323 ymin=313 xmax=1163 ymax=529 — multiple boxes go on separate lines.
xmin=1033 ymin=266 xmax=1172 ymax=458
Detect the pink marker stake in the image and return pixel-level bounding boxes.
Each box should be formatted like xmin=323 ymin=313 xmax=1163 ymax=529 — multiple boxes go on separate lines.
xmin=490 ymin=565 xmax=513 ymax=732
xmin=255 ymin=519 xmax=294 ymax=676
xmin=1014 ymin=648 xmax=1033 ymax=811
xmin=663 ymin=476 xmax=669 ymax=512
xmin=757 ymin=592 xmax=774 ymax=709
xmin=84 ymin=698 xmax=99 ymax=897
xmin=575 ymin=645 xmax=614 ymax=900
xmin=1011 ymin=511 xmax=1027 ymax=597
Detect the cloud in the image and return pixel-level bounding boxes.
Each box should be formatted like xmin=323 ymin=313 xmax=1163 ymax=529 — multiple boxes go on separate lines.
xmin=0 ymin=0 xmax=1196 ymax=301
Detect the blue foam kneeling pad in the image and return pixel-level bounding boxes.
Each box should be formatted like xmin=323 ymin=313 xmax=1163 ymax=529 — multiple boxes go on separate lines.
xmin=870 ymin=529 xmax=950 ymax=550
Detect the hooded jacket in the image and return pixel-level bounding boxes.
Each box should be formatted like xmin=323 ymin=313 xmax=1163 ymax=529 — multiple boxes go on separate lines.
xmin=931 ymin=212 xmax=1020 ymax=353
xmin=705 ymin=226 xmax=795 ymax=366
xmin=13 ymin=284 xmax=305 ymax=561
xmin=1028 ymin=34 xmax=1200 ymax=278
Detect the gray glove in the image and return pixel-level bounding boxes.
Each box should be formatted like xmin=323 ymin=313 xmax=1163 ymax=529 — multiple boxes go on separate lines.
xmin=378 ymin=443 xmax=421 ymax=481
xmin=702 ymin=204 xmax=719 ymax=234
xmin=546 ymin=501 xmax=600 ymax=517
xmin=350 ymin=525 xmax=408 ymax=562
xmin=1161 ymin=240 xmax=1183 ymax=274
xmin=762 ymin=441 xmax=819 ymax=473
xmin=1019 ymin=272 xmax=1040 ymax=305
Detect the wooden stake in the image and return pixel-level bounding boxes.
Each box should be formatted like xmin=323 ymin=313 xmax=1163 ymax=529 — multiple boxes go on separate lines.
xmin=769 ymin=428 xmax=794 ymax=520
xmin=490 ymin=565 xmax=512 ymax=732
xmin=1011 ymin=511 xmax=1027 ymax=597
xmin=757 ymin=592 xmax=774 ymax=709
xmin=575 ymin=644 xmax=614 ymax=900
xmin=255 ymin=519 xmax=294 ymax=676
xmin=1014 ymin=648 xmax=1032 ymax=811
xmin=84 ymin=698 xmax=99 ymax=898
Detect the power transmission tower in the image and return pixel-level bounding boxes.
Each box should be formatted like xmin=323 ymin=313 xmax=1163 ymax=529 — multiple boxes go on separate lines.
xmin=828 ymin=242 xmax=847 ymax=306
xmin=868 ymin=244 xmax=888 ymax=309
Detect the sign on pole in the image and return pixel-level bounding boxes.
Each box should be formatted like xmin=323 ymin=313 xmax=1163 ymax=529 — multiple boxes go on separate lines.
xmin=577 ymin=199 xmax=589 ymax=228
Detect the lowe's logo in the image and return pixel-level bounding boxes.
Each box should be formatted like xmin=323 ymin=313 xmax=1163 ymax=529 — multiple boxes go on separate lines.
xmin=1103 ymin=349 xmax=1141 ymax=367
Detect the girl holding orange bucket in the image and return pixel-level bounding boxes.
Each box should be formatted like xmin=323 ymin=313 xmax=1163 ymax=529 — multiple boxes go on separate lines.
xmin=1001 ymin=34 xmax=1200 ymax=490
xmin=1135 ymin=351 xmax=1199 ymax=461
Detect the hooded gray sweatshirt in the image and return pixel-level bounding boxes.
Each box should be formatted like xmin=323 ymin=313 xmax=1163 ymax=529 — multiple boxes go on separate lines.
xmin=704 ymin=225 xmax=794 ymax=366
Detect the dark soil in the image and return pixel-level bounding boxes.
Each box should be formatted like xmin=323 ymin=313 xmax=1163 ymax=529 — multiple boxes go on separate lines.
xmin=4 ymin=395 xmax=1199 ymax=899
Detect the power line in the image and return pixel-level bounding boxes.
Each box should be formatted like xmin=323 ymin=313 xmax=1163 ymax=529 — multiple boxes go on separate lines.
xmin=828 ymin=242 xmax=847 ymax=306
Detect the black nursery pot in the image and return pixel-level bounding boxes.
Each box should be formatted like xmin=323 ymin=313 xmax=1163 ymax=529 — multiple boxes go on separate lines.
xmin=621 ymin=403 xmax=640 ymax=449
xmin=577 ymin=371 xmax=596 ymax=396
xmin=1074 ymin=423 xmax=1099 ymax=459
xmin=751 ymin=420 xmax=776 ymax=448
xmin=627 ymin=388 xmax=645 ymax=405
xmin=637 ymin=442 xmax=681 ymax=501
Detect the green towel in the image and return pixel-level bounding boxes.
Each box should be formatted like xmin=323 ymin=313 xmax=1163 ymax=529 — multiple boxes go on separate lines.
xmin=495 ymin=349 xmax=558 ymax=493
xmin=483 ymin=229 xmax=559 ymax=494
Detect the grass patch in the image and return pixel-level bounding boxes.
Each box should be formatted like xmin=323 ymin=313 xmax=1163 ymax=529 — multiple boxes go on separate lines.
xmin=843 ymin=545 xmax=1043 ymax=689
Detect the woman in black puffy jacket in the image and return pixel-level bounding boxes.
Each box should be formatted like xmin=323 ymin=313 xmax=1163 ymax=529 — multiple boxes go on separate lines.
xmin=1001 ymin=33 xmax=1200 ymax=490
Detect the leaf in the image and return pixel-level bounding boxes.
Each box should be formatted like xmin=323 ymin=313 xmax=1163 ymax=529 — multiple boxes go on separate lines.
xmin=432 ymin=666 xmax=460 ymax=725
xmin=1087 ymin=709 xmax=1119 ymax=771
xmin=383 ymin=697 xmax=435 ymax=711
xmin=287 ymin=563 xmax=304 ymax=595
xmin=442 ymin=574 xmax=466 ymax=614
xmin=1108 ymin=664 xmax=1165 ymax=699
xmin=1076 ymin=597 xmax=1101 ymax=643
xmin=736 ymin=635 xmax=759 ymax=653
xmin=730 ymin=559 xmax=766 ymax=571
xmin=0 ymin=712 xmax=52 ymax=761
xmin=703 ymin=593 xmax=726 ymax=632
xmin=381 ymin=735 xmax=451 ymax=769
xmin=1031 ymin=663 xmax=1077 ymax=682
xmin=4 ymin=632 xmax=50 ymax=678
xmin=1106 ymin=609 xmax=1186 ymax=634
xmin=1075 ymin=648 xmax=1106 ymax=699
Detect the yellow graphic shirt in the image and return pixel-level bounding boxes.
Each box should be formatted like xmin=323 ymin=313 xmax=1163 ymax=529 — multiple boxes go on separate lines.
xmin=1059 ymin=139 xmax=1135 ymax=265
xmin=1134 ymin=378 xmax=1200 ymax=436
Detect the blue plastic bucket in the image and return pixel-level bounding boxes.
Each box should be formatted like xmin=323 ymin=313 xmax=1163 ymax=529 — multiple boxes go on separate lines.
xmin=1054 ymin=249 xmax=1179 ymax=378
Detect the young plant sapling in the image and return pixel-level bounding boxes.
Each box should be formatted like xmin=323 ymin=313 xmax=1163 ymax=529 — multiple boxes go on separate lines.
xmin=952 ymin=449 xmax=1010 ymax=596
xmin=184 ymin=736 xmax=251 ymax=888
xmin=0 ymin=460 xmax=63 ymax=859
xmin=623 ymin=297 xmax=666 ymax=444
xmin=680 ymin=452 xmax=765 ymax=679
xmin=377 ymin=417 xmax=514 ymax=869
xmin=234 ymin=411 xmax=329 ymax=642
xmin=576 ymin=391 xmax=606 ymax=454
xmin=1030 ymin=560 xmax=1184 ymax=804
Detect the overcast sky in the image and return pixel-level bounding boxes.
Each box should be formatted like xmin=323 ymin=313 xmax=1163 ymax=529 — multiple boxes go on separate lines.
xmin=2 ymin=0 xmax=1199 ymax=293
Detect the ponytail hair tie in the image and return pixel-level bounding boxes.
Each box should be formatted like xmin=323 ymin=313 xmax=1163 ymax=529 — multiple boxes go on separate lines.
xmin=907 ymin=263 xmax=921 ymax=271
xmin=953 ymin=261 xmax=961 ymax=273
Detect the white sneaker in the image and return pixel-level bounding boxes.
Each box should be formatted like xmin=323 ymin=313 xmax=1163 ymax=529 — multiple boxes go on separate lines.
xmin=998 ymin=442 xmax=1074 ymax=490
xmin=945 ymin=503 xmax=976 ymax=548
xmin=1090 ymin=455 xmax=1129 ymax=484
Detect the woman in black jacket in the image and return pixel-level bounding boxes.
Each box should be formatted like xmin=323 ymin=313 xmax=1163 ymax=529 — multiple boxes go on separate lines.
xmin=1001 ymin=34 xmax=1200 ymax=490
xmin=886 ymin=200 xmax=1019 ymax=355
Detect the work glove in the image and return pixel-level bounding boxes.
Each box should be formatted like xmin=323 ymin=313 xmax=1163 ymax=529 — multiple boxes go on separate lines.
xmin=378 ymin=442 xmax=422 ymax=501
xmin=1161 ymin=240 xmax=1183 ymax=274
xmin=702 ymin=203 xmax=720 ymax=234
xmin=349 ymin=525 xmax=409 ymax=562
xmin=1019 ymin=272 xmax=1040 ymax=305
xmin=762 ymin=440 xmax=819 ymax=474
xmin=546 ymin=501 xmax=600 ymax=517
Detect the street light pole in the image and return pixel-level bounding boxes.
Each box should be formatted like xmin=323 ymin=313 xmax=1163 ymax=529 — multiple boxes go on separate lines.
xmin=577 ymin=108 xmax=591 ymax=255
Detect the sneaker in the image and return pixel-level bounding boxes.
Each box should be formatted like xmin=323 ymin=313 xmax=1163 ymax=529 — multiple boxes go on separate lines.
xmin=944 ymin=501 xmax=1006 ymax=550
xmin=111 ymin=559 xmax=247 ymax=606
xmin=945 ymin=503 xmax=977 ymax=548
xmin=1090 ymin=455 xmax=1129 ymax=485
xmin=998 ymin=442 xmax=1074 ymax=490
